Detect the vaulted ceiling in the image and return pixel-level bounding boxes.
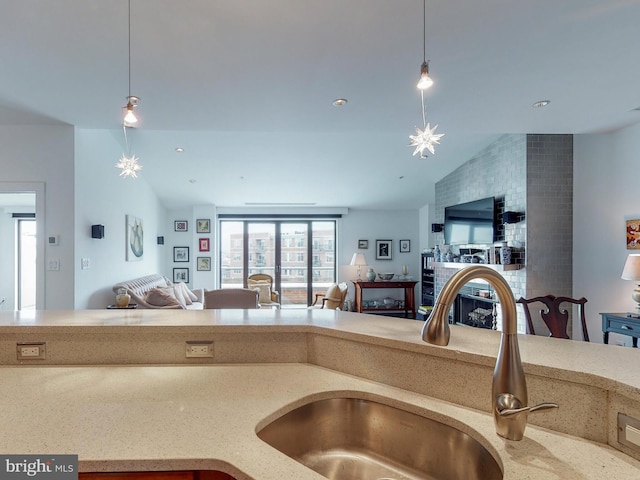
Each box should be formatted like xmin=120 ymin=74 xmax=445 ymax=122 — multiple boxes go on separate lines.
xmin=1 ymin=0 xmax=639 ymax=209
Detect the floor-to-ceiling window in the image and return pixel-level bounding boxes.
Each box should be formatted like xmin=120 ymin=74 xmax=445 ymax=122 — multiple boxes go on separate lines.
xmin=219 ymin=218 xmax=337 ymax=307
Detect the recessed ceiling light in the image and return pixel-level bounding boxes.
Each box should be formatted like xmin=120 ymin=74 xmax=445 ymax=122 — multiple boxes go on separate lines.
xmin=532 ymin=100 xmax=550 ymax=108
xmin=332 ymin=98 xmax=348 ymax=107
xmin=175 ymin=147 xmax=184 ymax=153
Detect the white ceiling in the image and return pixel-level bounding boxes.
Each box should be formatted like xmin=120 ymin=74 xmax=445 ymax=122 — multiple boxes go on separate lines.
xmin=1 ymin=0 xmax=639 ymax=210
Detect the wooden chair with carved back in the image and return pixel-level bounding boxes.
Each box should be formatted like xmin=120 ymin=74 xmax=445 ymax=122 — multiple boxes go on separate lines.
xmin=516 ymin=294 xmax=589 ymax=341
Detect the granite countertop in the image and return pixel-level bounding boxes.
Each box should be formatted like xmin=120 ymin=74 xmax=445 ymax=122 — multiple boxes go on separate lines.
xmin=2 ymin=363 xmax=639 ymax=480
xmin=2 ymin=309 xmax=640 ymax=479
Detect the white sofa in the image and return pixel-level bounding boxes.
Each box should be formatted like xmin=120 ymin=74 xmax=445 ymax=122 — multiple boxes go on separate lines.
xmin=112 ymin=274 xmax=204 ymax=309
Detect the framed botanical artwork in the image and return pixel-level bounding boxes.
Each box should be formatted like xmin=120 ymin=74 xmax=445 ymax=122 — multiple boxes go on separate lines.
xmin=173 ymin=267 xmax=189 ymax=284
xmin=174 ymin=220 xmax=188 ymax=232
xmin=173 ymin=246 xmax=189 ymax=262
xmin=196 ymin=218 xmax=210 ymax=234
xmin=400 ymin=239 xmax=411 ymax=253
xmin=358 ymin=239 xmax=368 ymax=249
xmin=199 ymin=237 xmax=210 ymax=252
xmin=376 ymin=239 xmax=392 ymax=260
xmin=197 ymin=256 xmax=211 ymax=271
xmin=126 ymin=214 xmax=144 ymax=262
xmin=627 ymin=219 xmax=640 ymax=249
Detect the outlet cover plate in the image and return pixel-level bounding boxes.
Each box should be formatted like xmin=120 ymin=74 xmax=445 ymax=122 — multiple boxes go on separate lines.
xmin=17 ymin=342 xmax=46 ymax=360
xmin=185 ymin=341 xmax=214 ymax=358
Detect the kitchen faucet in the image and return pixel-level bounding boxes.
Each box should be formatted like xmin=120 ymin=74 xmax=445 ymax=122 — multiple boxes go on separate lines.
xmin=421 ymin=265 xmax=558 ymax=441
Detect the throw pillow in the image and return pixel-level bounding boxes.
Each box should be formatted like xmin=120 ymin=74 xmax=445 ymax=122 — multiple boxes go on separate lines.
xmin=145 ymin=287 xmax=180 ymax=307
xmin=179 ymin=282 xmax=198 ymax=302
xmin=172 ymin=285 xmax=188 ymax=308
xmin=254 ymin=284 xmax=272 ymax=303
xmin=248 ymin=279 xmax=272 ymax=303
xmin=175 ymin=282 xmax=193 ymax=305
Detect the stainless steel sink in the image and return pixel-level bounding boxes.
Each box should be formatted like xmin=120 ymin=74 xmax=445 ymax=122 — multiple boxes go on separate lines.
xmin=257 ymin=397 xmax=502 ymax=480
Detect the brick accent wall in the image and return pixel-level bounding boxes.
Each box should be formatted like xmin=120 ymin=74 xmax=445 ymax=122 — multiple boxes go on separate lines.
xmin=432 ymin=134 xmax=573 ymax=334
xmin=525 ymin=134 xmax=574 ymax=335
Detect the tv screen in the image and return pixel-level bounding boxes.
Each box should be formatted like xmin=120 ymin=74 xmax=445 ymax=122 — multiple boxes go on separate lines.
xmin=444 ymin=197 xmax=495 ymax=245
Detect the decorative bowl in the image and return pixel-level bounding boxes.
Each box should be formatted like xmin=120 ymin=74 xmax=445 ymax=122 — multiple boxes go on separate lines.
xmin=378 ymin=273 xmax=394 ymax=281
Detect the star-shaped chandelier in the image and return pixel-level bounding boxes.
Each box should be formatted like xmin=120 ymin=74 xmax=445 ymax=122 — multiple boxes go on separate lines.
xmin=115 ymin=152 xmax=143 ymax=178
xmin=408 ymin=0 xmax=444 ymax=158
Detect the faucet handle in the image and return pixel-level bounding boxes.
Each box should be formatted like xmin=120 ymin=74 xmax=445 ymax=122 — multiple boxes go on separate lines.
xmin=496 ymin=393 xmax=558 ymax=417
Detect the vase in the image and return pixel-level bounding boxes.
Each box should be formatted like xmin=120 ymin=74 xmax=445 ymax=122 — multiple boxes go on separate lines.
xmin=115 ymin=288 xmax=131 ymax=307
xmin=433 ymin=245 xmax=441 ymax=262
xmin=501 ymin=241 xmax=512 ymax=265
xmin=366 ymin=268 xmax=376 ymax=281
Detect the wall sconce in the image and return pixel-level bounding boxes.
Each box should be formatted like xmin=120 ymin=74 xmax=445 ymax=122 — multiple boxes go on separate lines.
xmin=431 ymin=223 xmax=444 ymax=232
xmin=502 ymin=211 xmax=524 ymax=224
xmin=91 ymin=225 xmax=104 ymax=239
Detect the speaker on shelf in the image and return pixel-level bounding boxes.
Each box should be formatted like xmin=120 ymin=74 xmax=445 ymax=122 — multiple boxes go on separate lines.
xmin=431 ymin=223 xmax=444 ymax=233
xmin=503 ymin=211 xmax=522 ymax=224
xmin=91 ymin=224 xmax=104 ymax=239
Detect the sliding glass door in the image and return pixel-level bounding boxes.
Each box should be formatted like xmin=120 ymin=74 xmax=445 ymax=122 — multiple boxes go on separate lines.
xmin=219 ymin=219 xmax=336 ymax=307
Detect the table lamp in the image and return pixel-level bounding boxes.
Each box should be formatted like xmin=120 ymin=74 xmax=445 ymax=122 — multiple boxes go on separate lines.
xmin=621 ymin=254 xmax=640 ymax=315
xmin=350 ymin=253 xmax=367 ymax=280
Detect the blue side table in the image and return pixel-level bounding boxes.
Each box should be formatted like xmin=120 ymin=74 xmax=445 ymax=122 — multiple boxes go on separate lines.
xmin=600 ymin=312 xmax=639 ymax=347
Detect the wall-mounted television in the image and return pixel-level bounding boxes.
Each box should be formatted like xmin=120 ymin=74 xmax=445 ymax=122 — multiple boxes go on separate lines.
xmin=444 ymin=197 xmax=495 ymax=245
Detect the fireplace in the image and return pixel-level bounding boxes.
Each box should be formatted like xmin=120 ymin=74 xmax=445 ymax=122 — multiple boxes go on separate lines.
xmin=453 ymin=282 xmax=498 ymax=330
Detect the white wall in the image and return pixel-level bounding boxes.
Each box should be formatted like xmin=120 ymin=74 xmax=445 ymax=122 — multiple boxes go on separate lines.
xmin=0 ymin=125 xmax=75 ymax=309
xmin=74 ymin=129 xmax=167 ymax=309
xmin=164 ymin=205 xmax=217 ymax=291
xmin=574 ymin=124 xmax=640 ymax=345
xmin=340 ymin=209 xmax=420 ymax=307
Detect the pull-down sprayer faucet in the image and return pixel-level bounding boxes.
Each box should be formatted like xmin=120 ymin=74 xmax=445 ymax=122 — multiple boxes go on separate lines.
xmin=421 ymin=265 xmax=557 ymax=440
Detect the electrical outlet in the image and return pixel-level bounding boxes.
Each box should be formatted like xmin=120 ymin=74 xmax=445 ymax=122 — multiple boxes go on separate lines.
xmin=185 ymin=341 xmax=214 ymax=358
xmin=81 ymin=258 xmax=90 ymax=270
xmin=17 ymin=342 xmax=46 ymax=360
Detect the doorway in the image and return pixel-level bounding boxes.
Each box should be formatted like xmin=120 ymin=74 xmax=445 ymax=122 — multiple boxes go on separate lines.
xmin=219 ymin=220 xmax=337 ymax=307
xmin=0 ymin=189 xmax=40 ymax=310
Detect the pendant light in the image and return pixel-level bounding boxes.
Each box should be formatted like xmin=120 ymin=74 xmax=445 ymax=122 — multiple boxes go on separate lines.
xmin=116 ymin=0 xmax=143 ymax=178
xmin=408 ymin=0 xmax=443 ymax=158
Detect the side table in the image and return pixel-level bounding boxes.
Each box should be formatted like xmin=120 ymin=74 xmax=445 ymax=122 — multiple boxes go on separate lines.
xmin=352 ymin=280 xmax=418 ymax=318
xmin=600 ymin=312 xmax=639 ymax=347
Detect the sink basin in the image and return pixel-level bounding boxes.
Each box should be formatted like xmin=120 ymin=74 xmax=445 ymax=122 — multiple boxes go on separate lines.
xmin=257 ymin=397 xmax=502 ymax=480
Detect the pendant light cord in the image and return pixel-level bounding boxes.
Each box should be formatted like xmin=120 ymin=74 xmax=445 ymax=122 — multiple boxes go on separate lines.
xmin=422 ymin=0 xmax=426 ymax=62
xmin=128 ymin=0 xmax=132 ymax=98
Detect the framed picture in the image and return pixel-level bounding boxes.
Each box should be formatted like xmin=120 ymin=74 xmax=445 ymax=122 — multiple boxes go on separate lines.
xmin=173 ymin=267 xmax=189 ymax=284
xmin=197 ymin=256 xmax=211 ymax=271
xmin=400 ymin=239 xmax=411 ymax=253
xmin=199 ymin=237 xmax=210 ymax=252
xmin=627 ymin=219 xmax=640 ymax=249
xmin=376 ymin=240 xmax=393 ymax=260
xmin=358 ymin=239 xmax=368 ymax=249
xmin=173 ymin=246 xmax=189 ymax=262
xmin=196 ymin=219 xmax=211 ymax=234
xmin=174 ymin=220 xmax=188 ymax=232
xmin=126 ymin=214 xmax=144 ymax=262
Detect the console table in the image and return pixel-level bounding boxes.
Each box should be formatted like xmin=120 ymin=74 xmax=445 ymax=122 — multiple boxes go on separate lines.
xmin=600 ymin=312 xmax=639 ymax=347
xmin=352 ymin=280 xmax=418 ymax=319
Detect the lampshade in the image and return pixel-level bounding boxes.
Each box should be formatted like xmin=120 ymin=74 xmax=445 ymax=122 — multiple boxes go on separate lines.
xmin=350 ymin=253 xmax=367 ymax=266
xmin=621 ymin=254 xmax=640 ymax=281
